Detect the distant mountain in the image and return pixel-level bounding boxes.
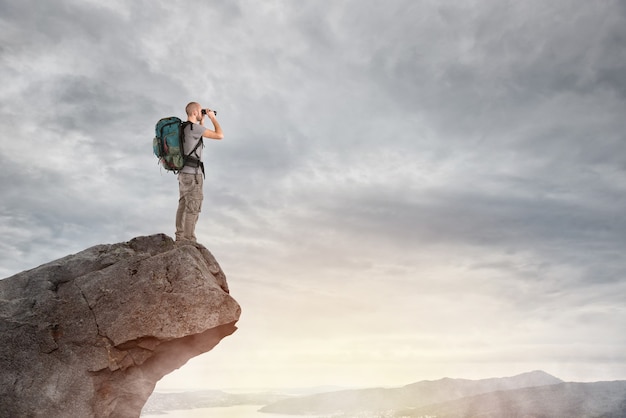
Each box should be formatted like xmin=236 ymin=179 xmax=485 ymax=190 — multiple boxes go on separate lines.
xmin=142 ymin=390 xmax=289 ymax=414
xmin=259 ymin=371 xmax=563 ymax=415
xmin=141 ymin=386 xmax=349 ymax=415
xmin=141 ymin=372 xmax=626 ymax=418
xmin=400 ymin=381 xmax=626 ymax=418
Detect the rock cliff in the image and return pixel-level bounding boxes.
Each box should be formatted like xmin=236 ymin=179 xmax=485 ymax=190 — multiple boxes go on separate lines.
xmin=0 ymin=234 xmax=241 ymax=418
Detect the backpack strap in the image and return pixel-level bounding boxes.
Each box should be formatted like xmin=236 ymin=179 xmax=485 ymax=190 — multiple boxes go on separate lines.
xmin=181 ymin=122 xmax=205 ymax=178
xmin=187 ymin=139 xmax=205 ymax=177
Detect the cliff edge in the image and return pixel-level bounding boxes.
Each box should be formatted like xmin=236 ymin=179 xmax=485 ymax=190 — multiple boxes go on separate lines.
xmin=0 ymin=234 xmax=241 ymax=418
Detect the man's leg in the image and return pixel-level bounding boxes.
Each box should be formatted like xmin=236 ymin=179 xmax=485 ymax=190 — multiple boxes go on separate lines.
xmin=176 ymin=173 xmax=203 ymax=242
xmin=175 ymin=199 xmax=186 ymax=241
xmin=183 ymin=174 xmax=204 ymax=242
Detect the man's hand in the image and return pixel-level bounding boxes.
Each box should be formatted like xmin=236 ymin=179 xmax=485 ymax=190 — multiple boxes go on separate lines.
xmin=202 ymin=109 xmax=223 ymax=140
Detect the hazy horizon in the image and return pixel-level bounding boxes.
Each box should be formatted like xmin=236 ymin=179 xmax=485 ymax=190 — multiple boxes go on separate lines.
xmin=150 ymin=369 xmax=615 ymax=393
xmin=1 ymin=0 xmax=625 ymax=391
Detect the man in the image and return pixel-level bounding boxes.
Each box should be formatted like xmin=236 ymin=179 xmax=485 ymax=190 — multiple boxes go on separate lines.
xmin=175 ymin=101 xmax=223 ymax=244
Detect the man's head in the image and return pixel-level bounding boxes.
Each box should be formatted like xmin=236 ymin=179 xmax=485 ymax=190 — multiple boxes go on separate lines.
xmin=185 ymin=102 xmax=202 ymax=122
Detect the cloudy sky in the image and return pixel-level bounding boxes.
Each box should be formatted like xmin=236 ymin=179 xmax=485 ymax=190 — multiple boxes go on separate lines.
xmin=1 ymin=0 xmax=626 ymax=391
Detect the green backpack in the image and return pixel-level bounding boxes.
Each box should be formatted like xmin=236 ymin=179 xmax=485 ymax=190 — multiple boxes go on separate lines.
xmin=153 ymin=117 xmax=202 ymax=173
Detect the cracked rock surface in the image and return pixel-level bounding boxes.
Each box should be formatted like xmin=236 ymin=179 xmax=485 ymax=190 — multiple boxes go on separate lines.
xmin=0 ymin=234 xmax=240 ymax=418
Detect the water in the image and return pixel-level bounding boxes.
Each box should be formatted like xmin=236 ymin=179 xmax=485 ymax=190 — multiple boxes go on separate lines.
xmin=142 ymin=404 xmax=321 ymax=418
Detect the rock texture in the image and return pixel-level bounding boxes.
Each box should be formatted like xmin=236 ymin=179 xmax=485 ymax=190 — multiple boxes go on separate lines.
xmin=0 ymin=234 xmax=241 ymax=418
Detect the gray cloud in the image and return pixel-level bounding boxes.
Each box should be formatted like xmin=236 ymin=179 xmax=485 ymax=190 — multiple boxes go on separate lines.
xmin=1 ymin=0 xmax=625 ymax=387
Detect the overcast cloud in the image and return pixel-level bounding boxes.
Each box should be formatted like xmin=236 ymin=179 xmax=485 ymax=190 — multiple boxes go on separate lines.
xmin=1 ymin=0 xmax=626 ymax=389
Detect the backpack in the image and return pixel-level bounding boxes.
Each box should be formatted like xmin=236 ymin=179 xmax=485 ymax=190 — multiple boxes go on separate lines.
xmin=153 ymin=117 xmax=203 ymax=173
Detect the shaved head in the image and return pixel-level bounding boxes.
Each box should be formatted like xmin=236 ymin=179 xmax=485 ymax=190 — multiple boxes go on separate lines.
xmin=186 ymin=102 xmax=201 ymax=116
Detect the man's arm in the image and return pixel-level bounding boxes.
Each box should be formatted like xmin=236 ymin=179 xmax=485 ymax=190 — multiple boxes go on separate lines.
xmin=201 ymin=110 xmax=223 ymax=140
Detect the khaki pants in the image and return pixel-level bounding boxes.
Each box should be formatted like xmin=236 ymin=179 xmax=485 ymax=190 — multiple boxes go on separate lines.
xmin=175 ymin=173 xmax=204 ymax=242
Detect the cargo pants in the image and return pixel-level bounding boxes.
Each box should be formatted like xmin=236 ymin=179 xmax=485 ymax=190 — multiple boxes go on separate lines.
xmin=175 ymin=173 xmax=203 ymax=242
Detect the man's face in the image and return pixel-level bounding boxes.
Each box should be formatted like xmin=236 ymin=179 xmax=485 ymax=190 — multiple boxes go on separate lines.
xmin=195 ymin=105 xmax=203 ymax=122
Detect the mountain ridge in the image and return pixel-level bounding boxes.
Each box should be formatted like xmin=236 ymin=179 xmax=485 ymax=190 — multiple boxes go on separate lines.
xmin=258 ymin=371 xmax=565 ymax=415
xmin=140 ymin=372 xmax=626 ymax=417
xmin=400 ymin=380 xmax=626 ymax=418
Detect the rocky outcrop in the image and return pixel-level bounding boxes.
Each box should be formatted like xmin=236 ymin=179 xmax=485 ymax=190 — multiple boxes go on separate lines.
xmin=0 ymin=234 xmax=240 ymax=418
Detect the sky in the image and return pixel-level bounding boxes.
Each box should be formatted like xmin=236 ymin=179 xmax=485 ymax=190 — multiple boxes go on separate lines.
xmin=1 ymin=0 xmax=626 ymax=391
